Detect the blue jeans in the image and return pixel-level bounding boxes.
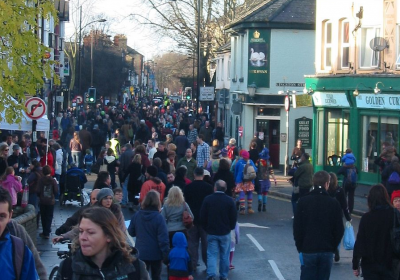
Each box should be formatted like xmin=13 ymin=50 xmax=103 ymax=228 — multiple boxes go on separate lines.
xmin=207 ymin=233 xmax=231 ymax=279
xmin=85 ymin=162 xmax=93 ymax=174
xmin=300 ymin=252 xmax=333 ymax=280
xmin=122 ymin=174 xmax=129 ymax=205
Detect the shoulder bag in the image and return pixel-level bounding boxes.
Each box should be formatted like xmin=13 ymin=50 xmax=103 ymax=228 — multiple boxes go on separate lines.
xmin=182 ymin=203 xmax=193 ymax=229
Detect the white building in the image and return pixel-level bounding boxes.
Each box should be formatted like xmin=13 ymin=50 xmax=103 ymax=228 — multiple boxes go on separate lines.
xmin=225 ymin=0 xmax=316 ymax=170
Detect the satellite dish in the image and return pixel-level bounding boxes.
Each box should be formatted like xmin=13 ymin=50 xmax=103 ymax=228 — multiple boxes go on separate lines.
xmin=370 ymin=37 xmax=388 ymax=51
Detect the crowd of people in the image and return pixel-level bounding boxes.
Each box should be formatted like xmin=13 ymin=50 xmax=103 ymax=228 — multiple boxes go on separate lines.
xmin=0 ymin=95 xmax=400 ymax=280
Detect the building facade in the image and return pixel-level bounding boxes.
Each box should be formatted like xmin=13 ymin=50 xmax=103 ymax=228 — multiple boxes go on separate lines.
xmin=305 ymin=0 xmax=400 ymax=184
xmin=225 ymin=0 xmax=315 ymax=170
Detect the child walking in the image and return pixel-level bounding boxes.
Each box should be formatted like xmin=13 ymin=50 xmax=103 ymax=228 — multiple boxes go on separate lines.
xmin=84 ymin=149 xmax=94 ymax=175
xmin=256 ymin=147 xmax=276 ymax=212
xmin=230 ymin=222 xmax=240 ymax=270
xmin=167 ymin=232 xmax=193 ymax=280
xmin=1 ymin=166 xmax=23 ymax=207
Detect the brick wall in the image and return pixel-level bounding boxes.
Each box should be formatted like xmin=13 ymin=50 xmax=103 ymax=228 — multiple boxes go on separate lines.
xmin=13 ymin=204 xmax=37 ymax=246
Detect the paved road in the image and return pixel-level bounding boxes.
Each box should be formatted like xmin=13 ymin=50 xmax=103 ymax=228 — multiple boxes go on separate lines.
xmin=38 ymin=175 xmax=362 ymax=280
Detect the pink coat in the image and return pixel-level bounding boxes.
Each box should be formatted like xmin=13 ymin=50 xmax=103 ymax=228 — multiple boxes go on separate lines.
xmin=2 ymin=175 xmax=23 ymax=206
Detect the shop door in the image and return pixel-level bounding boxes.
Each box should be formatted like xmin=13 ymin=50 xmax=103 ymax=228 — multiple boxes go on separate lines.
xmin=256 ymin=120 xmax=280 ymax=168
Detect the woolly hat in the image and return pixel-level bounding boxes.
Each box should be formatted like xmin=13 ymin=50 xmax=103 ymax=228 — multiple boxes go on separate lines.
xmin=96 ymin=188 xmax=114 ymax=202
xmin=259 ymin=147 xmax=270 ymax=160
xmin=221 ymin=148 xmax=228 ymax=157
xmin=392 ymin=190 xmax=400 ymax=204
xmin=147 ymin=165 xmax=158 ymax=177
xmin=241 ymin=150 xmax=250 ymax=160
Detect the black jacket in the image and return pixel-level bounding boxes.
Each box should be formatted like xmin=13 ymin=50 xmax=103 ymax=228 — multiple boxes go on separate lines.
xmin=328 ymin=187 xmax=351 ymax=221
xmin=213 ymin=170 xmax=235 ymax=196
xmin=352 ymin=206 xmax=397 ymax=270
xmin=200 ymin=192 xmax=237 ymax=236
xmin=56 ymin=249 xmax=149 ymax=280
xmin=183 ymin=180 xmax=213 ymax=226
xmin=293 ymin=187 xmax=344 ymax=253
xmin=55 ymin=204 xmax=91 ymax=235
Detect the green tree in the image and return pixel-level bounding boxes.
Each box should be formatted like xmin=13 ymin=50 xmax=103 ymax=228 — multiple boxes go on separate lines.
xmin=0 ymin=0 xmax=58 ymax=124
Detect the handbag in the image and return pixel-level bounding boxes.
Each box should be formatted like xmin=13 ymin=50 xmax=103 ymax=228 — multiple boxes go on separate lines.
xmin=343 ymin=221 xmax=355 ymax=250
xmin=99 ymin=159 xmax=108 ymax=172
xmin=91 ymin=161 xmax=100 ymax=174
xmin=392 ymin=208 xmax=400 ymax=258
xmin=182 ymin=203 xmax=193 ymax=229
xmin=21 ymin=186 xmax=29 ymax=208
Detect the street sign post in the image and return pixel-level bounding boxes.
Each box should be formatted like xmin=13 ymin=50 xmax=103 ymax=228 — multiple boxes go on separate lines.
xmin=75 ymin=95 xmax=83 ymax=105
xmin=199 ymin=87 xmax=215 ymax=101
xmin=239 ymin=126 xmax=243 ymax=137
xmin=25 ymin=97 xmax=46 ymax=120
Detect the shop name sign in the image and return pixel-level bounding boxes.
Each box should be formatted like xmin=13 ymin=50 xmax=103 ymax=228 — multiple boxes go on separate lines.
xmin=356 ymin=94 xmax=400 ymax=109
xmin=312 ymin=92 xmax=350 ymax=107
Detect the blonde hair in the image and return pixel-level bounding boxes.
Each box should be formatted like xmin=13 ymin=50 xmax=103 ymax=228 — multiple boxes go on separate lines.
xmin=133 ymin=154 xmax=141 ymax=164
xmin=167 ymin=143 xmax=177 ymax=151
xmin=165 ymin=186 xmax=185 ymax=207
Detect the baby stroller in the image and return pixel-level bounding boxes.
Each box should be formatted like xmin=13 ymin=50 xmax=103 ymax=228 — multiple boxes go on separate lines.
xmin=60 ymin=173 xmax=84 ymax=206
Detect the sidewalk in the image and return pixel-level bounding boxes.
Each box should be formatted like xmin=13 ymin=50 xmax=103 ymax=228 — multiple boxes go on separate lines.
xmin=270 ymin=171 xmax=370 ymax=216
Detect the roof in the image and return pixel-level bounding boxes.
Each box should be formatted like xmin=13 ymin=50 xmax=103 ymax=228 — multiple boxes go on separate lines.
xmin=227 ymin=0 xmax=315 ymax=29
xmin=216 ymin=42 xmax=231 ymax=53
xmin=127 ymin=46 xmax=143 ymax=57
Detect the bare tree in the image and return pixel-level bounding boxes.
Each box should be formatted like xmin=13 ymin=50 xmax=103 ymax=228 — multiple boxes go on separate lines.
xmin=129 ymin=0 xmax=232 ymax=87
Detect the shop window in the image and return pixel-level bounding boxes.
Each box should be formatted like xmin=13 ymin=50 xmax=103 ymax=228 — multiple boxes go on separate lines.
xmin=340 ymin=20 xmax=350 ymax=68
xmin=361 ymin=115 xmax=399 ymax=173
xmin=325 ymin=109 xmax=349 ymax=165
xmin=316 ymin=110 xmax=324 ymax=165
xmin=257 ymin=108 xmax=280 ymax=116
xmin=360 ymin=27 xmax=380 ymax=68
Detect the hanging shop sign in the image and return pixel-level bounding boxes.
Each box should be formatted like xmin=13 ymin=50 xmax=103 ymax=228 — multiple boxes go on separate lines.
xmin=355 ymin=94 xmax=400 ymax=110
xmin=295 ymin=117 xmax=312 ymax=149
xmin=312 ymin=92 xmax=350 ymax=107
xmin=248 ymin=29 xmax=271 ymax=88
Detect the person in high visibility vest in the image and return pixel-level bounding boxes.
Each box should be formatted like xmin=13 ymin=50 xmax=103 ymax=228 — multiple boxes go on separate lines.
xmin=110 ymin=133 xmax=120 ymax=159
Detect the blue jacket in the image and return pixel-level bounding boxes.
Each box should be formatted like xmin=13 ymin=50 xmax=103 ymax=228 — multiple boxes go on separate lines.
xmin=128 ymin=209 xmax=169 ymax=261
xmin=234 ymin=158 xmax=257 ymax=184
xmin=342 ymin=153 xmax=356 ymax=166
xmin=66 ymin=166 xmax=88 ymax=185
xmin=0 ymin=231 xmax=39 ymax=280
xmin=168 ymin=232 xmax=192 ymax=277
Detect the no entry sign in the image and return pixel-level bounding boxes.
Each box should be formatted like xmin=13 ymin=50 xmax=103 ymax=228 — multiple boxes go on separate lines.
xmin=25 ymin=97 xmax=46 ymax=120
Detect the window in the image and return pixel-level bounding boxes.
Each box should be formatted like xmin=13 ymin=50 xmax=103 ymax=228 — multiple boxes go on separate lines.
xmin=227 ymin=56 xmax=231 ymax=80
xmin=360 ymin=27 xmax=381 ymax=68
xmin=316 ymin=109 xmax=349 ymax=166
xmin=221 ymin=58 xmax=224 ymax=81
xmin=396 ymin=25 xmax=400 ymax=68
xmin=217 ymin=59 xmax=220 ymax=81
xmin=340 ymin=20 xmax=350 ymax=68
xmin=361 ymin=114 xmax=399 ymax=173
xmin=322 ymin=21 xmax=332 ymax=69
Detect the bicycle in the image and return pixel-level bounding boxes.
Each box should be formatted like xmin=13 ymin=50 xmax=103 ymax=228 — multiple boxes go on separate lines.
xmin=48 ymin=238 xmax=72 ymax=280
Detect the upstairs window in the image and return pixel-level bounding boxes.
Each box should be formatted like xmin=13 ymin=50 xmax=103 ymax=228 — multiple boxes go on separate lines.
xmin=340 ymin=20 xmax=350 ymax=68
xmin=360 ymin=27 xmax=380 ymax=68
xmin=322 ymin=20 xmax=332 ymax=69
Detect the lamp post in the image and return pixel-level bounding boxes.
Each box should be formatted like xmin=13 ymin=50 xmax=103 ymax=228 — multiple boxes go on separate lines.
xmin=77 ymin=11 xmax=106 ymax=105
xmin=278 ymin=90 xmax=297 ymax=176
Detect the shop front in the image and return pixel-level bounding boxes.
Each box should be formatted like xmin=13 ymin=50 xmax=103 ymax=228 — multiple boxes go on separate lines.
xmin=307 ymin=76 xmax=400 ymax=185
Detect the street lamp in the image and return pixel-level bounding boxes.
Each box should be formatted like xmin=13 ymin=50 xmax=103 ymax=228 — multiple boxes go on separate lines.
xmin=77 ymin=7 xmax=106 ymax=106
xmin=278 ymin=90 xmax=297 ymax=176
xmin=248 ymin=82 xmax=257 ymax=97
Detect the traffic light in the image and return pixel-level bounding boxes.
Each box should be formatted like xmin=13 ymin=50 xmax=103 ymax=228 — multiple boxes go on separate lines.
xmin=186 ymin=88 xmax=192 ymax=100
xmin=156 ymin=89 xmax=159 ymax=94
xmin=87 ymin=87 xmax=96 ymax=103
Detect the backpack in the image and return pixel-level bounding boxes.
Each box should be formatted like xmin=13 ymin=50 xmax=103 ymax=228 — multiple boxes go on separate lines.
xmin=61 ymin=254 xmax=142 ymax=280
xmin=11 ymin=235 xmax=25 ymax=280
xmin=388 ymin=171 xmax=400 ymax=184
xmin=345 ymin=168 xmax=357 ymax=186
xmin=228 ymin=146 xmax=235 ymax=160
xmin=257 ymin=160 xmax=269 ymax=181
xmin=243 ymin=160 xmax=256 ymax=182
xmin=43 ymin=184 xmax=54 ymax=199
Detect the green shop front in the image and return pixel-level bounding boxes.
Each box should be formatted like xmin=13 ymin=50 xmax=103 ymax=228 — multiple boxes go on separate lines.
xmin=305 ymin=75 xmax=400 ymax=185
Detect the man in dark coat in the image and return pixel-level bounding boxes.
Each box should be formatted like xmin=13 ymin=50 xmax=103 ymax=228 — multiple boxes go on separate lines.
xmin=200 ymin=180 xmax=237 ymax=280
xmin=174 ymin=129 xmax=190 ymax=162
xmin=183 ymin=167 xmax=214 ymax=272
xmin=293 ymin=171 xmax=344 ymax=280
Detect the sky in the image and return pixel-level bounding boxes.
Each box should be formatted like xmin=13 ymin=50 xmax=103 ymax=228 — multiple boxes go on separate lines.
xmin=65 ymin=0 xmax=174 ymax=59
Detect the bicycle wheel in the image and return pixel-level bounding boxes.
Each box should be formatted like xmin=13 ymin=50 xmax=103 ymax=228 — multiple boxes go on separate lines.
xmin=49 ymin=266 xmax=59 ymax=280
